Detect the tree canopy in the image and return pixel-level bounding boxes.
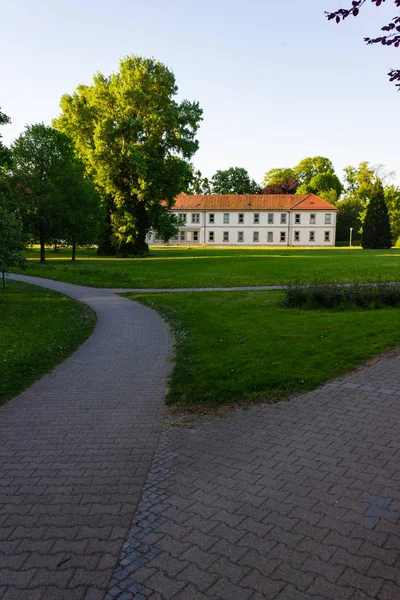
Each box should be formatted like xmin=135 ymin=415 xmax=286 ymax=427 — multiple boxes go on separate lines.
xmin=384 ymin=184 xmax=400 ymax=240
xmin=261 ymin=177 xmax=299 ymax=195
xmin=263 ymin=157 xmax=342 ymax=202
xmin=187 ymin=169 xmax=211 ymax=194
xmin=0 ymin=108 xmax=11 ymax=170
xmin=262 ymin=168 xmax=298 ymax=194
xmin=343 ymin=161 xmax=375 ymax=197
xmin=326 ymin=0 xmax=400 ymax=88
xmin=58 ymin=158 xmax=104 ymax=260
xmin=0 ymin=204 xmax=26 ymax=286
xmin=336 ymin=195 xmax=364 ymax=242
xmin=361 ymin=179 xmax=392 ymax=248
xmin=9 ymin=124 xmax=100 ymax=263
xmin=210 ymin=167 xmax=260 ymax=194
xmin=0 ymin=110 xmax=26 ymax=285
xmin=263 ymin=167 xmax=297 ymax=186
xmin=53 ymin=55 xmax=203 ymax=255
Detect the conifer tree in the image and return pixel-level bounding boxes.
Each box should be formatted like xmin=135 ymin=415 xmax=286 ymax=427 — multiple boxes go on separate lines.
xmin=361 ymin=179 xmax=392 ymax=249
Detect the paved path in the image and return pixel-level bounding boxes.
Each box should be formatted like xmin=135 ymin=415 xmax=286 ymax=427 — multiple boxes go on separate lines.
xmin=1 ymin=274 xmax=173 ymax=600
xmin=3 ymin=274 xmax=400 ymax=600
xmin=111 ymin=355 xmax=400 ymax=600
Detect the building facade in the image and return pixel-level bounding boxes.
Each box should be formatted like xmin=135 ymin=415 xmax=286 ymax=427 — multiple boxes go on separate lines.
xmin=149 ymin=193 xmax=337 ymax=246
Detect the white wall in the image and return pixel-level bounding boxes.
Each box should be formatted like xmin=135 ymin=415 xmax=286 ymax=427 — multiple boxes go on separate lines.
xmin=150 ymin=210 xmax=337 ymax=246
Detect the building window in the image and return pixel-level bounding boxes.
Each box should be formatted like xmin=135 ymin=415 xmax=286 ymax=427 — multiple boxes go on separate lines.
xmin=238 ymin=231 xmax=244 ymax=242
xmin=325 ymin=213 xmax=332 ymax=225
xmin=148 ymin=233 xmax=153 ymax=242
xmin=253 ymin=231 xmax=259 ymax=242
xmin=193 ymin=232 xmax=199 ymax=242
xmin=223 ymin=231 xmax=229 ymax=242
xmin=280 ymin=232 xmax=286 ymax=242
xmin=310 ymin=213 xmax=316 ymax=224
xmin=267 ymin=232 xmax=273 ymax=243
xmin=192 ymin=213 xmax=200 ymax=224
xmin=209 ymin=231 xmax=214 ymax=242
xmin=178 ymin=213 xmax=187 ymax=223
xmin=295 ymin=214 xmax=301 ymax=224
xmin=254 ymin=213 xmax=260 ymax=224
xmin=309 ymin=231 xmax=315 ymax=242
xmin=325 ymin=231 xmax=330 ymax=242
xmin=294 ymin=231 xmax=300 ymax=242
xmin=268 ymin=213 xmax=274 ymax=224
xmin=209 ymin=213 xmax=215 ymax=224
xmin=238 ymin=213 xmax=244 ymax=224
xmin=223 ymin=213 xmax=229 ymax=224
xmin=281 ymin=214 xmax=287 ymax=224
xmin=180 ymin=231 xmax=185 ymax=241
xmin=173 ymin=234 xmax=178 ymax=241
xmin=154 ymin=233 xmax=160 ymax=241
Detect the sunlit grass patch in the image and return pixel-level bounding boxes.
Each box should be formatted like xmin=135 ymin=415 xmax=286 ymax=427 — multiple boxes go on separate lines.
xmin=17 ymin=246 xmax=400 ymax=289
xmin=128 ymin=290 xmax=400 ymax=409
xmin=0 ymin=281 xmax=97 ymax=404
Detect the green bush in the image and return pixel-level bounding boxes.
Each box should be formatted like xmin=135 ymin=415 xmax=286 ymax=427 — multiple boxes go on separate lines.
xmin=284 ymin=281 xmax=400 ymax=310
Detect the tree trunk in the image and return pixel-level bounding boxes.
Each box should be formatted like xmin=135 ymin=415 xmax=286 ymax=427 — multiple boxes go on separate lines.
xmin=40 ymin=230 xmax=46 ymax=264
xmin=54 ymin=241 xmax=58 ymax=252
xmin=131 ymin=203 xmax=149 ymax=256
xmin=72 ymin=242 xmax=76 ymax=261
xmin=2 ymin=271 xmax=6 ymax=288
xmin=97 ymin=196 xmax=115 ymax=256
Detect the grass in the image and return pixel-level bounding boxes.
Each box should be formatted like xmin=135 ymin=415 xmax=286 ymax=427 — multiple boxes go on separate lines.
xmin=14 ymin=245 xmax=400 ymax=289
xmin=0 ymin=280 xmax=97 ymax=404
xmin=127 ymin=290 xmax=400 ymax=409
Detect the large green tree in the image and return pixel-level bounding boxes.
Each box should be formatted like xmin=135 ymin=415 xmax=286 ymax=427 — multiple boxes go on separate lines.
xmin=53 ymin=55 xmax=203 ymax=256
xmin=384 ymin=184 xmax=400 ymax=241
xmin=263 ymin=167 xmax=297 ymax=186
xmin=0 ymin=108 xmax=12 ymax=203
xmin=295 ymin=157 xmax=343 ymax=202
xmin=0 ymin=108 xmax=11 ymax=170
xmin=341 ymin=162 xmax=396 ymax=237
xmin=59 ymin=160 xmax=105 ymax=260
xmin=10 ymin=124 xmax=99 ymax=263
xmin=343 ymin=161 xmax=375 ymax=199
xmin=263 ymin=157 xmax=342 ymax=201
xmin=187 ymin=168 xmax=211 ymax=194
xmin=0 ymin=203 xmax=26 ymax=287
xmin=336 ymin=196 xmax=364 ymax=242
xmin=262 ymin=168 xmax=298 ymax=194
xmin=0 ymin=110 xmax=26 ymax=285
xmin=361 ymin=179 xmax=392 ymax=249
xmin=211 ymin=167 xmax=260 ymax=194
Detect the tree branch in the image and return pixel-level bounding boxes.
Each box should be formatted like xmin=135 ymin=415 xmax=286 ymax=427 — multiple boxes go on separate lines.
xmin=326 ymin=0 xmax=400 ymax=88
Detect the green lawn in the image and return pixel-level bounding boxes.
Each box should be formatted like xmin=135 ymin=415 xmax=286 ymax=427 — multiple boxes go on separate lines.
xmin=0 ymin=281 xmax=97 ymax=404
xmin=16 ymin=245 xmax=400 ymax=288
xmin=128 ymin=290 xmax=400 ymax=409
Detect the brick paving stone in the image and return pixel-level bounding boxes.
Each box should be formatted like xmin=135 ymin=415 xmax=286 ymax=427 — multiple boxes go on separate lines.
xmin=5 ymin=274 xmax=400 ymax=599
xmin=2 ymin=275 xmax=173 ymax=600
xmin=176 ymin=563 xmax=219 ymax=591
xmin=207 ymin=577 xmax=253 ymax=600
xmin=107 ymin=342 xmax=400 ymax=599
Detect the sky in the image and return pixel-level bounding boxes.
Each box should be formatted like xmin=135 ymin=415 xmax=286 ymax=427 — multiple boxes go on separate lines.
xmin=1 ymin=0 xmax=399 ymax=185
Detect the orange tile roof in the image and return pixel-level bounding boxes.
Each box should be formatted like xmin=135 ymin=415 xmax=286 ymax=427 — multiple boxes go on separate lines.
xmin=172 ymin=193 xmax=337 ymax=211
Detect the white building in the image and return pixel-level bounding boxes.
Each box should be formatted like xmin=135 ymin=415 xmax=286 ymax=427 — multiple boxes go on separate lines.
xmin=149 ymin=193 xmax=337 ymax=246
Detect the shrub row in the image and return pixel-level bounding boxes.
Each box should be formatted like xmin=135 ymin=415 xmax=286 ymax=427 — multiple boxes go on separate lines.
xmin=284 ymin=281 xmax=400 ymax=310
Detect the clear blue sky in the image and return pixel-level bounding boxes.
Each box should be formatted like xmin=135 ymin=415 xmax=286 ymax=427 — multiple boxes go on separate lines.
xmin=1 ymin=0 xmax=399 ymax=184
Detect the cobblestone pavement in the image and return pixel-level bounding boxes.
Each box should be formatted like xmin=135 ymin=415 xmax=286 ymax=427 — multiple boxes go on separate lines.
xmin=4 ymin=275 xmax=400 ymax=600
xmin=2 ymin=275 xmax=173 ymax=599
